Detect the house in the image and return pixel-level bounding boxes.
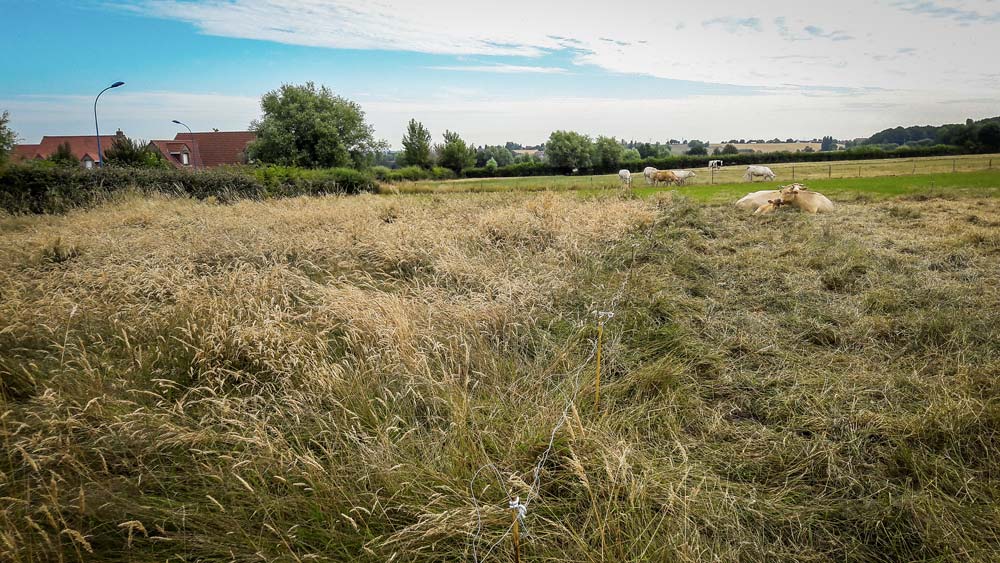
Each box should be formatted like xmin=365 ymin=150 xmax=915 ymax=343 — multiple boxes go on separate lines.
xmin=512 ymin=149 xmax=545 ymax=161
xmin=152 ymin=131 xmax=256 ymax=168
xmin=147 ymin=139 xmax=201 ymax=169
xmin=12 ymin=130 xmax=127 ymax=168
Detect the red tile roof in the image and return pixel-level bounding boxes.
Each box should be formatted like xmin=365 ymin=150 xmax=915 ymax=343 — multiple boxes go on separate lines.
xmin=12 ymin=144 xmax=42 ymax=161
xmin=172 ymin=131 xmax=256 ymax=167
xmin=148 ymin=139 xmax=201 ymax=169
xmin=14 ymin=135 xmax=123 ymax=163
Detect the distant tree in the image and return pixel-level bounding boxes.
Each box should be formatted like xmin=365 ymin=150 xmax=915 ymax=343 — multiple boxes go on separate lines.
xmin=477 ymin=145 xmax=514 ymax=167
xmin=768 ymin=138 xmax=782 ymax=143
xmin=103 ymin=136 xmax=168 ymax=168
xmin=47 ymin=141 xmax=79 ymax=167
xmin=686 ymin=140 xmax=708 ymax=156
xmin=592 ymin=135 xmax=624 ymax=169
xmin=622 ymin=148 xmax=641 ymax=160
xmin=820 ymin=136 xmax=837 ymax=151
xmin=977 ymin=122 xmax=1000 ymax=151
xmin=247 ymin=82 xmax=386 ymax=169
xmin=669 ymin=139 xmax=680 ymax=145
xmin=400 ymin=119 xmax=433 ymax=168
xmin=739 ymin=139 xmax=746 ymax=144
xmin=0 ymin=110 xmax=15 ymax=164
xmin=504 ymin=141 xmax=523 ymax=151
xmin=546 ymin=130 xmax=593 ymax=171
xmin=485 ymin=157 xmax=498 ymax=174
xmin=802 ymin=145 xmax=815 ymax=153
xmin=435 ymin=130 xmax=476 ymax=173
xmin=786 ymin=138 xmax=795 ymax=143
xmin=712 ymin=147 xmax=722 ymax=155
xmin=722 ymin=143 xmax=739 ymax=155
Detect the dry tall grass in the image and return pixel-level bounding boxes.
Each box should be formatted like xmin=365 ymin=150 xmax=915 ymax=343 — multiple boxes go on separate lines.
xmin=1 ymin=190 xmax=999 ymax=561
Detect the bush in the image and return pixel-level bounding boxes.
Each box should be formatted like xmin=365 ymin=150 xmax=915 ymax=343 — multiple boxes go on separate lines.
xmin=0 ymin=162 xmax=375 ymax=214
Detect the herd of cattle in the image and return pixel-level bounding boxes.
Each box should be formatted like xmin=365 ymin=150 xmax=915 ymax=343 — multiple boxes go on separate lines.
xmin=617 ymin=164 xmax=777 ymax=188
xmin=614 ymin=164 xmax=834 ymax=215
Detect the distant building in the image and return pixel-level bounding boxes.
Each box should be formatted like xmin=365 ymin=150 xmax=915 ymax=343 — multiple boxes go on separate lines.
xmin=12 ymin=130 xmax=127 ymax=168
xmin=173 ymin=131 xmax=256 ymax=167
xmin=512 ymin=149 xmax=545 ymax=160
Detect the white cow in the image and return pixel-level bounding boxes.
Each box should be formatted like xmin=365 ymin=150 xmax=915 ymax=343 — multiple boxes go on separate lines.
xmin=671 ymin=170 xmax=696 ymax=185
xmin=743 ymin=165 xmax=776 ymax=182
xmin=735 ymin=189 xmax=782 ymax=210
xmin=618 ymin=169 xmax=632 ymax=189
xmin=642 ymin=166 xmax=658 ymax=185
xmin=709 ymin=160 xmax=723 ymax=169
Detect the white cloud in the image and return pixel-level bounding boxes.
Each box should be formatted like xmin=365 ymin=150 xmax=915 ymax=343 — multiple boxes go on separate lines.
xmin=122 ymin=0 xmax=999 ymax=92
xmin=426 ymin=64 xmax=568 ymax=74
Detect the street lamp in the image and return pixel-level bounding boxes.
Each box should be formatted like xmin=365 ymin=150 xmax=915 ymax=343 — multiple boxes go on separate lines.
xmin=94 ymin=81 xmax=125 ymax=167
xmin=171 ymin=119 xmax=199 ymax=168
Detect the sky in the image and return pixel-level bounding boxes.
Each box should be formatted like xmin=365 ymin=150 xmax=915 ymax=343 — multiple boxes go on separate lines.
xmin=2 ymin=0 xmax=999 ymax=148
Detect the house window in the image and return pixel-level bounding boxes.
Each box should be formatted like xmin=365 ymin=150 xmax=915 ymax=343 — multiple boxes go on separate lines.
xmin=181 ymin=152 xmax=190 ymax=165
xmin=83 ymin=158 xmax=94 ymax=169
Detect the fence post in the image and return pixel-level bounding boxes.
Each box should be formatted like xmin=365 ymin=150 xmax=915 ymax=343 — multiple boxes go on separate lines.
xmin=859 ymin=166 xmax=861 ymax=178
xmin=990 ymin=159 xmax=993 ymax=170
xmin=792 ymin=166 xmax=795 ymax=181
xmin=953 ymin=159 xmax=956 ymax=173
xmin=913 ymin=161 xmax=916 ymax=175
xmin=828 ymin=164 xmax=831 ymax=179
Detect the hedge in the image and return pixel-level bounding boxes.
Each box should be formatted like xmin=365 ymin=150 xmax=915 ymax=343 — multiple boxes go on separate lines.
xmin=0 ymin=163 xmax=376 ymax=214
xmin=461 ymin=144 xmax=970 ymax=178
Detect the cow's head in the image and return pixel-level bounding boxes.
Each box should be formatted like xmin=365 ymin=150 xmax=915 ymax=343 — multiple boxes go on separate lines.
xmin=780 ymin=184 xmax=804 ymax=202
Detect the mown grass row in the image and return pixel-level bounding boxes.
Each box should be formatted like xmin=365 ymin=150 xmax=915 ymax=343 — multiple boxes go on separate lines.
xmin=1 ymin=188 xmax=999 ymax=561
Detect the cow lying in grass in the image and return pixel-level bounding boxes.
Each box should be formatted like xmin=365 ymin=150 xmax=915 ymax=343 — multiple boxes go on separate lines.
xmin=753 ymin=198 xmax=786 ymax=215
xmin=735 ymin=189 xmax=782 ymax=210
xmin=779 ymin=184 xmax=835 ymax=213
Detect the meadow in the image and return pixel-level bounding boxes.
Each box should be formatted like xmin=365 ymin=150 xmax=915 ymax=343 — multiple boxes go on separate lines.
xmin=393 ymin=153 xmax=1000 ymax=194
xmin=1 ymin=175 xmax=999 ymax=562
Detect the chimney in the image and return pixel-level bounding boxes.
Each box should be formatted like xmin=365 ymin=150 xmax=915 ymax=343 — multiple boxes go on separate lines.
xmin=115 ymin=129 xmax=125 ymax=139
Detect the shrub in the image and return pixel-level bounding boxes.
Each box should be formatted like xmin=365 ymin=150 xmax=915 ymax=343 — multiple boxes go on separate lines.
xmin=0 ymin=162 xmax=375 ymax=214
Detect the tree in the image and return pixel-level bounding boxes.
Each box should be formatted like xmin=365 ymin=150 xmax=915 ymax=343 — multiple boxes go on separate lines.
xmin=399 ymin=119 xmax=433 ymax=168
xmin=435 ymin=130 xmax=476 ymax=173
xmin=504 ymin=141 xmax=523 ymax=151
xmin=820 ymin=136 xmax=837 ymax=151
xmin=103 ymin=136 xmax=168 ymax=168
xmin=686 ymin=140 xmax=708 ymax=156
xmin=622 ymin=148 xmax=641 ymax=161
xmin=247 ymin=82 xmax=386 ymax=169
xmin=0 ymin=110 xmax=16 ymax=165
xmin=722 ymin=143 xmax=739 ymax=155
xmin=48 ymin=141 xmax=79 ymax=167
xmin=802 ymin=146 xmax=815 ymax=153
xmin=485 ymin=157 xmax=498 ymax=175
xmin=546 ymin=130 xmax=593 ymax=171
xmin=477 ymin=145 xmax=514 ymax=167
xmin=592 ymin=136 xmax=624 ymax=170
xmin=977 ymin=122 xmax=1000 ymax=151
xmin=712 ymin=147 xmax=722 ymax=155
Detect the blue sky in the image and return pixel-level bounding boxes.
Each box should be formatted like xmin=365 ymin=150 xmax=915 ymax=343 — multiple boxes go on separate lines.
xmin=3 ymin=0 xmax=999 ymax=147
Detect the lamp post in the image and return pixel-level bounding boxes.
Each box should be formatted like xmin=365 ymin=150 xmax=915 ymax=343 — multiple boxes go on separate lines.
xmin=94 ymin=81 xmax=125 ymax=167
xmin=171 ymin=119 xmax=198 ymax=168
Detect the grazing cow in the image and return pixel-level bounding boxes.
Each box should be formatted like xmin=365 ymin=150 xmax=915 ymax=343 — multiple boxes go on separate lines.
xmin=618 ymin=169 xmax=632 ymax=189
xmin=779 ymin=184 xmax=834 ymax=213
xmin=743 ymin=165 xmax=776 ymax=182
xmin=735 ymin=189 xmax=782 ymax=210
xmin=671 ymin=170 xmax=696 ymax=185
xmin=652 ymin=170 xmax=680 ymax=186
xmin=643 ymin=166 xmax=658 ymax=185
xmin=753 ymin=198 xmax=786 ymax=215
xmin=708 ymin=160 xmax=723 ymax=169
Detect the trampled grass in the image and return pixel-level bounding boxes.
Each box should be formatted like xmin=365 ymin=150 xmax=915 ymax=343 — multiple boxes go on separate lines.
xmin=2 ymin=187 xmax=999 ymax=561
xmin=392 ymin=153 xmax=1000 ymax=194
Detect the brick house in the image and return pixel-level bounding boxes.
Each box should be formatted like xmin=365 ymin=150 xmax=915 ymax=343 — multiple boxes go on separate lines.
xmin=147 ymin=131 xmax=256 ymax=168
xmin=12 ymin=130 xmax=127 ymax=168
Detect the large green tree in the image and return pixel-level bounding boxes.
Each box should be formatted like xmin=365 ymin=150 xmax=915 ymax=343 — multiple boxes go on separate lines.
xmin=685 ymin=140 xmax=708 ymax=156
xmin=247 ymin=82 xmax=386 ymax=168
xmin=546 ymin=130 xmax=593 ymax=171
xmin=820 ymin=136 xmax=837 ymax=151
xmin=399 ymin=119 xmax=433 ymax=168
xmin=592 ymin=136 xmax=624 ymax=170
xmin=477 ymin=145 xmax=514 ymax=167
xmin=435 ymin=130 xmax=476 ymax=173
xmin=977 ymin=122 xmax=1000 ymax=151
xmin=722 ymin=143 xmax=739 ymax=155
xmin=0 ymin=110 xmax=16 ymax=164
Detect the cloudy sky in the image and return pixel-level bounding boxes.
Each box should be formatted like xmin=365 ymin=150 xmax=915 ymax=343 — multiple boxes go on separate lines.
xmin=3 ymin=0 xmax=998 ymax=147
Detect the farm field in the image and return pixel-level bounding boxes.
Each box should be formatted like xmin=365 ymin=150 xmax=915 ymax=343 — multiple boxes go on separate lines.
xmin=393 ymin=152 xmax=1000 ymax=193
xmin=2 ymin=179 xmax=1000 ymax=561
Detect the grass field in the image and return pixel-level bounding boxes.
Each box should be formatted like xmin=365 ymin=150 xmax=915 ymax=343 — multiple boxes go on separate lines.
xmin=392 ymin=153 xmax=1000 ymax=194
xmin=2 ymin=176 xmax=1000 ymax=561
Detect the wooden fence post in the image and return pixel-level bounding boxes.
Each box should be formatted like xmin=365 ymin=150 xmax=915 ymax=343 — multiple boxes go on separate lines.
xmin=828 ymin=164 xmax=831 ymax=179
xmin=953 ymin=159 xmax=957 ymax=173
xmin=792 ymin=166 xmax=795 ymax=181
